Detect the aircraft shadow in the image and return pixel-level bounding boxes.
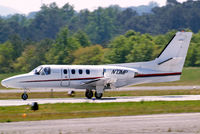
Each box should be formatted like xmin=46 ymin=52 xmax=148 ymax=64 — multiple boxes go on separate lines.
xmin=98 ymin=97 xmax=117 ymax=100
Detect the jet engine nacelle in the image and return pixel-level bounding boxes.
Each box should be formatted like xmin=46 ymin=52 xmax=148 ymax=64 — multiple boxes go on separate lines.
xmin=103 ymin=68 xmax=137 ymax=88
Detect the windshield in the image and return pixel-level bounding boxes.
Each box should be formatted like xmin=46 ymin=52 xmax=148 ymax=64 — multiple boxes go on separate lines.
xmin=32 ymin=66 xmax=51 ymax=75
xmin=41 ymin=67 xmax=51 ymax=75
xmin=32 ymin=66 xmax=43 ymax=75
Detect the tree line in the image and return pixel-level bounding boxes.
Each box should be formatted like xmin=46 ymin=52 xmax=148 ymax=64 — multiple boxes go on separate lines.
xmin=1 ymin=0 xmax=200 ymax=44
xmin=0 ymin=27 xmax=200 ymax=73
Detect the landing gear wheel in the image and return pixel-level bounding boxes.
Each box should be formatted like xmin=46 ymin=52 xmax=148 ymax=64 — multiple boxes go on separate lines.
xmin=95 ymin=92 xmax=103 ymax=99
xmin=21 ymin=93 xmax=28 ymax=100
xmin=85 ymin=90 xmax=93 ymax=99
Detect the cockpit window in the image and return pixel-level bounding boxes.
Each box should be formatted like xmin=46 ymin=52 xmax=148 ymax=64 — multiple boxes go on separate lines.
xmin=41 ymin=67 xmax=51 ymax=75
xmin=34 ymin=66 xmax=51 ymax=75
xmin=34 ymin=66 xmax=43 ymax=75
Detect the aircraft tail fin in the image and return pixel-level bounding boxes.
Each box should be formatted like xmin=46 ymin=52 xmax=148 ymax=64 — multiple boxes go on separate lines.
xmin=110 ymin=31 xmax=192 ymax=84
xmin=113 ymin=31 xmax=193 ymax=73
xmin=153 ymin=31 xmax=192 ymax=72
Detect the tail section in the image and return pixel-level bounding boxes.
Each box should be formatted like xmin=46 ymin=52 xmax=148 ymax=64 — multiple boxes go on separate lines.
xmin=111 ymin=31 xmax=192 ymax=84
xmin=114 ymin=31 xmax=192 ymax=72
xmin=154 ymin=32 xmax=192 ymax=72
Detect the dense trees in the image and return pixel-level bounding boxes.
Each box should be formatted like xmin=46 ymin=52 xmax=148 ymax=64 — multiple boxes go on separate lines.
xmin=73 ymin=45 xmax=105 ymax=65
xmin=1 ymin=1 xmax=200 ymax=73
xmin=45 ymin=26 xmax=80 ymax=65
xmin=1 ymin=28 xmax=200 ymax=73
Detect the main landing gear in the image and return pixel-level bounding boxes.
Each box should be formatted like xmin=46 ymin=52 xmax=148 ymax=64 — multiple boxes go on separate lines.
xmin=85 ymin=89 xmax=93 ymax=99
xmin=95 ymin=92 xmax=103 ymax=99
xmin=85 ymin=89 xmax=103 ymax=99
xmin=21 ymin=89 xmax=28 ymax=100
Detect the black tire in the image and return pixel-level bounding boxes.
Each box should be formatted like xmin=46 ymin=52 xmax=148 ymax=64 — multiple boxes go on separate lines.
xmin=85 ymin=90 xmax=93 ymax=99
xmin=21 ymin=93 xmax=28 ymax=100
xmin=95 ymin=92 xmax=103 ymax=99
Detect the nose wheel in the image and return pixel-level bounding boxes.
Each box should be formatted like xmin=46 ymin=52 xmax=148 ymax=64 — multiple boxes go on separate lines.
xmin=21 ymin=93 xmax=28 ymax=100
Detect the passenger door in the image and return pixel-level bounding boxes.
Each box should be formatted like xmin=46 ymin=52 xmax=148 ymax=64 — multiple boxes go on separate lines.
xmin=61 ymin=68 xmax=70 ymax=86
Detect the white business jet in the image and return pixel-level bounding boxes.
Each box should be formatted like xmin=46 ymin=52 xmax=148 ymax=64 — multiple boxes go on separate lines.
xmin=1 ymin=32 xmax=192 ymax=100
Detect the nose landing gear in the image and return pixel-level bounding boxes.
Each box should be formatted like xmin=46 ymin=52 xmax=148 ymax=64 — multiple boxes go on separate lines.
xmin=21 ymin=89 xmax=28 ymax=100
xmin=21 ymin=93 xmax=28 ymax=100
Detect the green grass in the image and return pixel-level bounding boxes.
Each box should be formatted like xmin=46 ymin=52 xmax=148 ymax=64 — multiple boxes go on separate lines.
xmin=1 ymin=89 xmax=200 ymax=100
xmin=0 ymin=101 xmax=200 ymax=122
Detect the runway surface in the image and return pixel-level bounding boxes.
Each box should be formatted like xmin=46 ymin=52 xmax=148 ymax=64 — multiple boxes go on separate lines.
xmin=0 ymin=85 xmax=200 ymax=93
xmin=1 ymin=113 xmax=200 ymax=134
xmin=1 ymin=95 xmax=200 ymax=106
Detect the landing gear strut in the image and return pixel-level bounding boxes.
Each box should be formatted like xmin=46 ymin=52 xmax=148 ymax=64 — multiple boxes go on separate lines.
xmin=21 ymin=93 xmax=28 ymax=100
xmin=85 ymin=89 xmax=93 ymax=99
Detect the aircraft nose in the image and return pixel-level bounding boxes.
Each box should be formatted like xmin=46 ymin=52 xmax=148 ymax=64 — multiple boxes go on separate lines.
xmin=1 ymin=79 xmax=8 ymax=88
xmin=1 ymin=77 xmax=18 ymax=88
xmin=1 ymin=74 xmax=28 ymax=88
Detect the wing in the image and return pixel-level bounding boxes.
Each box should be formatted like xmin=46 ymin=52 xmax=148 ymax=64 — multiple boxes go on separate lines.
xmin=81 ymin=77 xmax=116 ymax=89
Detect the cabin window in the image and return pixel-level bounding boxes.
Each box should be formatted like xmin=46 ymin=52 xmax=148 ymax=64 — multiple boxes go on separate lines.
xmin=63 ymin=69 xmax=67 ymax=74
xmin=71 ymin=69 xmax=75 ymax=74
xmin=79 ymin=69 xmax=83 ymax=74
xmin=86 ymin=69 xmax=90 ymax=74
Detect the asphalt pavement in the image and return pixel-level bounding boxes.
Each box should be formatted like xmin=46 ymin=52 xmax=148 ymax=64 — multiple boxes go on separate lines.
xmin=1 ymin=113 xmax=200 ymax=134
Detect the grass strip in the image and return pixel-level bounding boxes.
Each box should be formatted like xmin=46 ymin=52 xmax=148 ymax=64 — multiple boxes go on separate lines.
xmin=0 ymin=101 xmax=200 ymax=122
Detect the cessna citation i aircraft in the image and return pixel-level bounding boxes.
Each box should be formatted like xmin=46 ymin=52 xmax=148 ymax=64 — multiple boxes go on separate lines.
xmin=1 ymin=32 xmax=192 ymax=100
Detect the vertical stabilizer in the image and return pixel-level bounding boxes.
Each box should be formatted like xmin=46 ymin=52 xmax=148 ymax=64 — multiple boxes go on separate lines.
xmin=111 ymin=31 xmax=192 ymax=74
xmin=110 ymin=31 xmax=193 ymax=84
xmin=154 ymin=32 xmax=192 ymax=72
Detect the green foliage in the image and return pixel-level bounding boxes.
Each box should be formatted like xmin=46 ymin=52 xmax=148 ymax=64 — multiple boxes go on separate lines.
xmin=1 ymin=27 xmax=200 ymax=73
xmin=8 ymin=34 xmax=23 ymax=59
xmin=45 ymin=26 xmax=80 ymax=64
xmin=185 ymin=31 xmax=200 ymax=66
xmin=126 ymin=34 xmax=156 ymax=62
xmin=84 ymin=7 xmax=119 ymax=45
xmin=1 ymin=1 xmax=200 ymax=73
xmin=105 ymin=30 xmax=157 ymax=63
xmin=1 ymin=1 xmax=200 ymax=44
xmin=73 ymin=45 xmax=105 ymax=65
xmin=28 ymin=3 xmax=75 ymax=41
xmin=13 ymin=39 xmax=53 ymax=72
xmin=0 ymin=42 xmax=14 ymax=73
xmin=105 ymin=35 xmax=132 ymax=63
xmin=73 ymin=30 xmax=91 ymax=47
xmin=13 ymin=45 xmax=38 ymax=72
